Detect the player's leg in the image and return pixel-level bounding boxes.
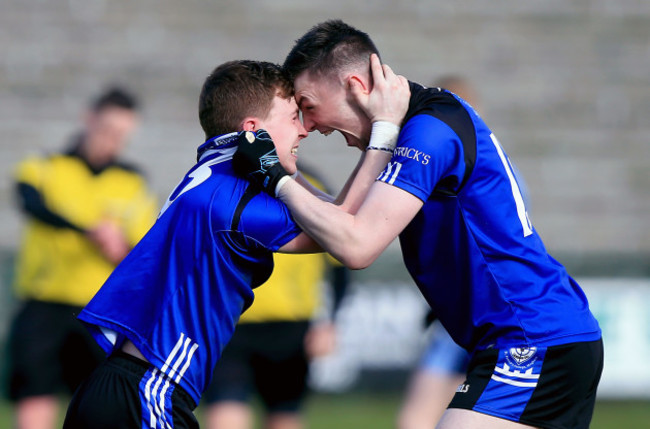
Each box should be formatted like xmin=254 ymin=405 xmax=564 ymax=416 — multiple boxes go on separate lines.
xmin=398 ymin=370 xmax=466 ymax=429
xmin=398 ymin=323 xmax=469 ymax=429
xmin=8 ymin=301 xmax=69 ymax=429
xmin=203 ymin=324 xmax=255 ymax=429
xmin=265 ymin=413 xmax=303 ymax=429
xmin=437 ymin=408 xmax=539 ymax=428
xmin=254 ymin=321 xmax=310 ymax=429
xmin=14 ymin=396 xmax=59 ymax=429
xmin=443 ymin=340 xmax=603 ymax=429
xmin=204 ymin=402 xmax=253 ymax=429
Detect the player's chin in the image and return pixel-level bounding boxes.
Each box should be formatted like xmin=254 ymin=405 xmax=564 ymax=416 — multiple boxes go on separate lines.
xmin=281 ymin=159 xmax=298 ymax=175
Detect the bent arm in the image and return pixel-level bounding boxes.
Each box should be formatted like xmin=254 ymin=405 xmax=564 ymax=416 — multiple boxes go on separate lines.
xmin=278 ymin=149 xmax=394 ymax=255
xmin=294 ymin=171 xmax=334 ymax=202
xmin=278 ymin=231 xmax=323 ymax=254
xmin=16 ymin=182 xmax=85 ymax=232
xmin=278 ymin=179 xmax=423 ymax=269
xmin=335 ymin=150 xmax=393 ymax=214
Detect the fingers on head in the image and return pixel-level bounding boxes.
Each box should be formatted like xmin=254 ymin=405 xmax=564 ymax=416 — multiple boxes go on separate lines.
xmin=382 ymin=64 xmax=395 ymax=79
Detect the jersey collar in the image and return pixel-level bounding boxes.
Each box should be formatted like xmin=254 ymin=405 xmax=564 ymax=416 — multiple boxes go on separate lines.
xmin=196 ymin=132 xmax=239 ymax=162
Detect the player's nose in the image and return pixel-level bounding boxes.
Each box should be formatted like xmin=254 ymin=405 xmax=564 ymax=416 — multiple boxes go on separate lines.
xmin=302 ymin=115 xmax=317 ymax=132
xmin=297 ymin=121 xmax=308 ymax=138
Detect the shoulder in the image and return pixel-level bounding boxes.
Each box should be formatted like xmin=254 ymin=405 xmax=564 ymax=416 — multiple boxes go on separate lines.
xmin=405 ymin=86 xmax=476 ymax=141
xmin=14 ymin=152 xmax=73 ymax=183
xmin=110 ymin=160 xmax=149 ymax=179
xmin=100 ymin=160 xmax=152 ymax=192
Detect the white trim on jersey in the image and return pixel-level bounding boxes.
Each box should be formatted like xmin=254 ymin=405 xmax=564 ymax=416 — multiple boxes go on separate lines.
xmin=489 ymin=133 xmax=533 ymax=237
xmin=378 ymin=161 xmax=403 ymax=185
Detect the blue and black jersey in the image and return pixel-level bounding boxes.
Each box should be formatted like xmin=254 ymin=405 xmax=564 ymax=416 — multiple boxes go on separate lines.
xmin=379 ymin=83 xmax=601 ymax=353
xmin=78 ymin=133 xmax=301 ymax=405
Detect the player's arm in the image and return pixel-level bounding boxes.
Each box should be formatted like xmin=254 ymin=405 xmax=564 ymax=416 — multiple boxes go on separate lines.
xmin=16 ymin=178 xmax=134 ymax=265
xmin=276 ymin=152 xmax=405 ymax=257
xmin=278 ymin=231 xmax=323 ymax=254
xmin=278 ymin=178 xmax=423 ymax=269
xmin=238 ymin=55 xmax=411 ymax=257
xmin=290 ymin=55 xmax=409 ymax=214
xmin=16 ymin=182 xmax=86 ymax=232
xmin=280 ymin=57 xmax=413 ymax=260
xmin=294 ymin=171 xmax=334 ymax=202
xmin=335 ymin=54 xmax=410 ymax=214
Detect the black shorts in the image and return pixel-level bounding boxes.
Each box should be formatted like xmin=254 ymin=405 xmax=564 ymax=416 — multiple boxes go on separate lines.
xmin=449 ymin=339 xmax=604 ymax=429
xmin=63 ymin=351 xmax=198 ymax=429
xmin=7 ymin=300 xmax=105 ymax=400
xmin=202 ymin=321 xmax=310 ymax=413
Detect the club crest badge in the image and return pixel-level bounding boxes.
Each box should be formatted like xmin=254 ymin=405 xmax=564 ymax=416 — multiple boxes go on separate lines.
xmin=506 ymin=346 xmax=538 ymax=369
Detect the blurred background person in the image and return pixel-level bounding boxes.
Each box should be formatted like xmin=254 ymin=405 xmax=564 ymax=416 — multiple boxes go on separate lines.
xmin=202 ymin=166 xmax=349 ymax=429
xmin=397 ymin=74 xmax=528 ymax=429
xmin=6 ymin=86 xmax=158 ymax=429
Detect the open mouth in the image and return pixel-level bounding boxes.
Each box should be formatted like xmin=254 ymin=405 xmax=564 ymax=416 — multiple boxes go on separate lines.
xmin=291 ymin=147 xmax=299 ymax=156
xmin=320 ymin=129 xmax=334 ymax=137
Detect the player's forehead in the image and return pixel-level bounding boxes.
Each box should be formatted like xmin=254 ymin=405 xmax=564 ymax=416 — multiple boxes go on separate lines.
xmin=293 ymin=74 xmax=317 ymax=106
xmin=293 ymin=70 xmax=337 ymax=107
xmin=268 ymin=94 xmax=299 ymax=117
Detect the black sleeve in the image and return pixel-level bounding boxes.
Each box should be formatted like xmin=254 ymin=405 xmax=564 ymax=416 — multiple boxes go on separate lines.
xmin=328 ymin=265 xmax=350 ymax=321
xmin=16 ymin=182 xmax=85 ymax=232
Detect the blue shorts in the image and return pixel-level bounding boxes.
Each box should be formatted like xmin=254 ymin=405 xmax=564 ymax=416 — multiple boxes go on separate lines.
xmin=419 ymin=322 xmax=470 ymax=375
xmin=449 ymin=339 xmax=604 ymax=429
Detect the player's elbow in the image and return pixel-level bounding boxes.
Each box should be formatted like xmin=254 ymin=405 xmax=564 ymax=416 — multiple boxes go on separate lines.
xmin=337 ymin=247 xmax=380 ymax=270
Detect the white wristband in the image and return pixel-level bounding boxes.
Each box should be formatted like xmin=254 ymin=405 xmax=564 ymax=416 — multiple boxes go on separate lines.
xmin=366 ymin=121 xmax=400 ymax=153
xmin=274 ymin=172 xmax=297 ymax=197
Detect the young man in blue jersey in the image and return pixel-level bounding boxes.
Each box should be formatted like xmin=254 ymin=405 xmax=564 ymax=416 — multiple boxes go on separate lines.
xmin=62 ymin=60 xmax=408 ymax=429
xmin=232 ymin=20 xmax=604 ymax=429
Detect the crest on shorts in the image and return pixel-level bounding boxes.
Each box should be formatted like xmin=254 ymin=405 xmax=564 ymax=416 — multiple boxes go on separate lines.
xmin=508 ymin=346 xmax=537 ymax=365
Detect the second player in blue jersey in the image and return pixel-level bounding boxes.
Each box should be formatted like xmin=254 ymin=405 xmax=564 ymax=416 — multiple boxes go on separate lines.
xmin=233 ymin=20 xmax=604 ymax=429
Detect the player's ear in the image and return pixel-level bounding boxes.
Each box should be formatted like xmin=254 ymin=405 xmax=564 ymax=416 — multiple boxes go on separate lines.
xmin=240 ymin=117 xmax=260 ymax=132
xmin=347 ymin=75 xmax=369 ymax=94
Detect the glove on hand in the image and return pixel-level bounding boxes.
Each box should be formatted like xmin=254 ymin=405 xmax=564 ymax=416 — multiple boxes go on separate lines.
xmin=232 ymin=129 xmax=288 ymax=196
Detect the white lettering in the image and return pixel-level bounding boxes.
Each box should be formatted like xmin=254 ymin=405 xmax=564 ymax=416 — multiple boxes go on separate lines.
xmin=394 ymin=147 xmax=431 ymax=165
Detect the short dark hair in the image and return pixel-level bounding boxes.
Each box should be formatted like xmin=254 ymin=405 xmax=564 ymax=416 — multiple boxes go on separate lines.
xmin=90 ymin=86 xmax=139 ymax=112
xmin=283 ymin=19 xmax=380 ymax=82
xmin=198 ymin=60 xmax=293 ymax=139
